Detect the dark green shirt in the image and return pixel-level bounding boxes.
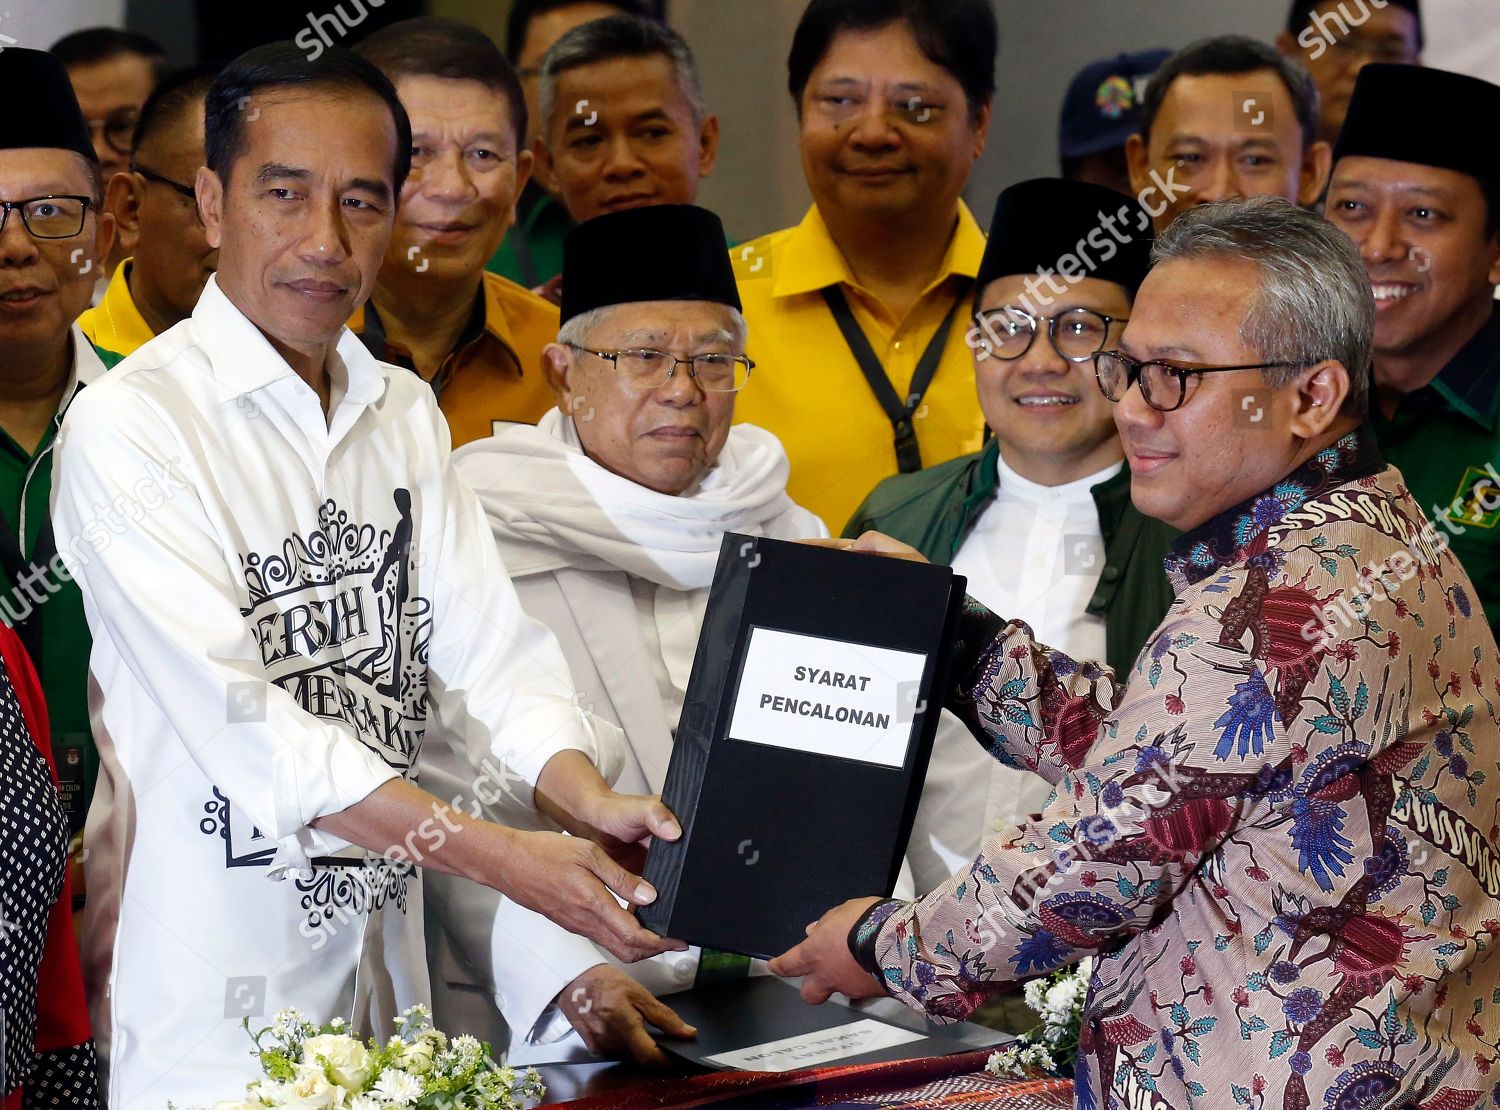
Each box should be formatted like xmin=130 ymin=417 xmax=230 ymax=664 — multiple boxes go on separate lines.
xmin=843 ymin=438 xmax=1178 ymax=678
xmin=0 ymin=348 xmax=98 ymax=841
xmin=485 ymin=180 xmax=574 ymax=288
xmin=1371 ymin=303 xmax=1500 ymax=628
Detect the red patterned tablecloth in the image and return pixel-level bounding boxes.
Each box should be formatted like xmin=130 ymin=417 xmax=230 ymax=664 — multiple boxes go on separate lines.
xmin=547 ymin=1051 xmax=1073 ymax=1110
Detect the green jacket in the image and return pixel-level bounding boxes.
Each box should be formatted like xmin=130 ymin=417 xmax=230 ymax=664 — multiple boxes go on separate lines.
xmin=1370 ymin=304 xmax=1500 ymax=629
xmin=843 ymin=438 xmax=1178 ymax=677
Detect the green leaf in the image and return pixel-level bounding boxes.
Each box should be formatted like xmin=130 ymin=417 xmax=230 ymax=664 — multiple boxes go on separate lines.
xmin=1432 ymin=867 xmax=1449 ymax=886
xmin=1310 ymin=715 xmax=1344 ymax=733
xmin=1269 ymin=1029 xmax=1295 ymax=1057
xmin=1329 ymin=675 xmax=1350 ymax=715
xmin=1353 ymin=678 xmax=1369 ymax=718
xmin=1352 ymin=1026 xmax=1383 ymax=1048
xmin=1421 ymin=901 xmax=1436 ymax=926
xmin=1187 ymin=1017 xmax=1218 ymax=1036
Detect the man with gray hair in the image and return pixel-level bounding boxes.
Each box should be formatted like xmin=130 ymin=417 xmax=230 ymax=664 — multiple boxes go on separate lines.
xmin=528 ymin=14 xmax=719 ymax=302
xmin=774 ymin=196 xmax=1500 ymax=1110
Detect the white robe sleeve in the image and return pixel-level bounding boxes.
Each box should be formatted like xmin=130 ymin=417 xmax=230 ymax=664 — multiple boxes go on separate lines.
xmin=422 ymin=411 xmax=623 ymax=815
xmin=51 ymin=387 xmax=400 ymax=859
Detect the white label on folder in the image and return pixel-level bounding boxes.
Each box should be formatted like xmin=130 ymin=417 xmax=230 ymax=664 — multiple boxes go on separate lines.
xmin=704 ymin=1018 xmax=926 ymax=1071
xmin=727 ymin=627 xmax=928 ymax=768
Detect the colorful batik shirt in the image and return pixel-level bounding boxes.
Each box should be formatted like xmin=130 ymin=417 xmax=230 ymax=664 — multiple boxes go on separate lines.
xmin=855 ymin=431 xmax=1500 ymax=1110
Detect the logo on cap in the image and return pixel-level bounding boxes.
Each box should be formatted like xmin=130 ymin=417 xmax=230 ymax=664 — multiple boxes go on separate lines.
xmin=1095 ymin=75 xmax=1134 ymax=120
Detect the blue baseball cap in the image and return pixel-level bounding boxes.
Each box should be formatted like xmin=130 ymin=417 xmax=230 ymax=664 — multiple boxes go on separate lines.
xmin=1058 ymin=49 xmax=1172 ymax=160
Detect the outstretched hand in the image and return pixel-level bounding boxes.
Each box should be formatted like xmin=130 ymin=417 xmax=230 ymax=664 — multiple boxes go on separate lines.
xmin=768 ymin=896 xmax=886 ymax=1005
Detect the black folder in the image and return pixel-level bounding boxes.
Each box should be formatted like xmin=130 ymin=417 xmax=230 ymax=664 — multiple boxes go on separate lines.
xmin=639 ymin=533 xmax=966 ymax=958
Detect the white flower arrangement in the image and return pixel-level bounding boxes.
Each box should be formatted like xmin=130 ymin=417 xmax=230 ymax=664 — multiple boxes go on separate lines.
xmin=985 ymin=958 xmax=1091 ymax=1080
xmin=181 ymin=1005 xmax=542 ymax=1110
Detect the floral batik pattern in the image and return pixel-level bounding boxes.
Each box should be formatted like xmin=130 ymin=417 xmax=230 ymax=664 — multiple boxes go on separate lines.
xmin=863 ymin=432 xmax=1500 ymax=1110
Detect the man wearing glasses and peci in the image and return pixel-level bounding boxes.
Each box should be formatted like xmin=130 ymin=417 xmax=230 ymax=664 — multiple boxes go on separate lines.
xmin=78 ymin=66 xmax=218 ymax=367
xmin=846 ymin=177 xmax=1177 ymax=872
xmin=0 ymin=50 xmax=111 ymax=925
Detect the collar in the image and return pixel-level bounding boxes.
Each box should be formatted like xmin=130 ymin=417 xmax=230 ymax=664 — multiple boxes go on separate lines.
xmin=193 ymin=275 xmax=388 ymax=407
xmin=771 ymin=201 xmax=985 ymax=300
xmin=354 ymin=275 xmax=526 ymax=392
xmin=1164 ymin=428 xmax=1386 ymax=589
xmin=88 ymin=258 xmax=158 ymax=354
xmin=994 ymin=449 xmax=1123 ymax=506
xmin=1423 ymin=302 xmax=1500 ymax=429
xmin=518 ymin=179 xmax=572 ymax=236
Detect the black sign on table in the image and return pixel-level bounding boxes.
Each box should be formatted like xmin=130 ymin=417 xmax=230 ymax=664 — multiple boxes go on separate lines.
xmin=639 ymin=533 xmax=966 ymax=959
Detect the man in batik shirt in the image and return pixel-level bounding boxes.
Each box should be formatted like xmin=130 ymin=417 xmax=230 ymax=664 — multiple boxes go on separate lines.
xmin=773 ymin=196 xmax=1500 ymax=1110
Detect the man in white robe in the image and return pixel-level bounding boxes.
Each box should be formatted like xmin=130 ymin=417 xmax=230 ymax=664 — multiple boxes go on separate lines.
xmin=418 ymin=204 xmax=993 ymax=1066
xmin=50 ymin=44 xmax=682 ymax=1110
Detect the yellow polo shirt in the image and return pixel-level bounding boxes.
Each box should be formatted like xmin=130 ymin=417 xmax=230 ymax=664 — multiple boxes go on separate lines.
xmin=350 ymin=271 xmax=559 ymax=447
xmin=77 ymin=259 xmax=157 ymax=368
xmin=732 ymin=203 xmax=987 ymax=529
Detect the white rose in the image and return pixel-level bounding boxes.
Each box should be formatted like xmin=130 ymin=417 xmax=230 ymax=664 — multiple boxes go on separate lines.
xmin=303 ymin=1034 xmax=372 ymax=1093
xmin=273 ymin=1064 xmax=345 ymax=1109
xmin=399 ymin=1039 xmax=436 ymax=1076
xmin=212 ymin=1102 xmax=264 ymax=1110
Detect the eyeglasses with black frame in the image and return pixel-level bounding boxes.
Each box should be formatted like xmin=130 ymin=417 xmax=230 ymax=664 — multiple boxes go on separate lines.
xmin=566 ymin=344 xmax=754 ymax=393
xmin=971 ymin=305 xmax=1126 ymax=364
xmin=0 ymin=195 xmax=93 ymax=240
xmin=85 ymin=107 xmax=140 ymax=156
xmin=131 ymin=163 xmax=196 ymax=201
xmin=1093 ymin=350 xmax=1311 ymax=413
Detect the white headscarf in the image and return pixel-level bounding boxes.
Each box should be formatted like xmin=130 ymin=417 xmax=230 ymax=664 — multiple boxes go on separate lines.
xmin=453 ymin=409 xmax=827 ymax=697
xmin=454 ymin=408 xmax=826 ymax=584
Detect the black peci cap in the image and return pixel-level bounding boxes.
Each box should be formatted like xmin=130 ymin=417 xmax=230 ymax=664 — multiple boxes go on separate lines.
xmin=560 ymin=204 xmax=740 ymax=324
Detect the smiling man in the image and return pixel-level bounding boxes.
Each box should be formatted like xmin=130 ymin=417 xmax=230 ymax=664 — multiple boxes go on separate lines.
xmin=845 ymin=178 xmax=1176 ymax=845
xmin=773 ymin=196 xmax=1500 ymax=1109
xmin=51 ymin=43 xmax=684 ymax=1108
xmin=1325 ymin=63 xmax=1500 ymax=626
xmin=732 ymin=0 xmax=995 ymax=529
xmin=0 ymin=49 xmax=109 ymax=926
xmin=353 ymin=18 xmax=560 ymax=446
xmin=1126 ymin=35 xmax=1331 ymax=233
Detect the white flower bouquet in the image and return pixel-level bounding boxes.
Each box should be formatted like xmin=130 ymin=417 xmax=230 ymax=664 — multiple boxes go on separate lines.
xmin=186 ymin=1004 xmax=543 ymax=1110
xmin=985 ymin=958 xmax=1091 ymax=1080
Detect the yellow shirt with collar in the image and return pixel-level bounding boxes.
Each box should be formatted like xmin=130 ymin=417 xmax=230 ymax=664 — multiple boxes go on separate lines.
xmin=76 ymin=258 xmax=157 ymax=367
xmin=349 ymin=270 xmax=558 ymax=448
xmin=731 ymin=203 xmax=987 ymax=530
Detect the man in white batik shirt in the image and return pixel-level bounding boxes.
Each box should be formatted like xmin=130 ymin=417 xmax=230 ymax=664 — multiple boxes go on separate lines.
xmin=51 ymin=43 xmax=685 ymax=1110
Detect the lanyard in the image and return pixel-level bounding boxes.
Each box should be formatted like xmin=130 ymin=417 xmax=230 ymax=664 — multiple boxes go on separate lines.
xmin=821 ymin=285 xmax=967 ymax=474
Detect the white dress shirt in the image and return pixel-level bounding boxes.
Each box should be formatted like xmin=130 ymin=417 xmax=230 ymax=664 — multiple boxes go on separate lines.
xmin=946 ymin=451 xmax=1121 ymax=834
xmin=52 ymin=278 xmax=609 ymax=1109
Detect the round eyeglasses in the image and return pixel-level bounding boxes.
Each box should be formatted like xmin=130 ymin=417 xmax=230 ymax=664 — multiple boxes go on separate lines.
xmin=971 ymin=306 xmax=1125 ymax=363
